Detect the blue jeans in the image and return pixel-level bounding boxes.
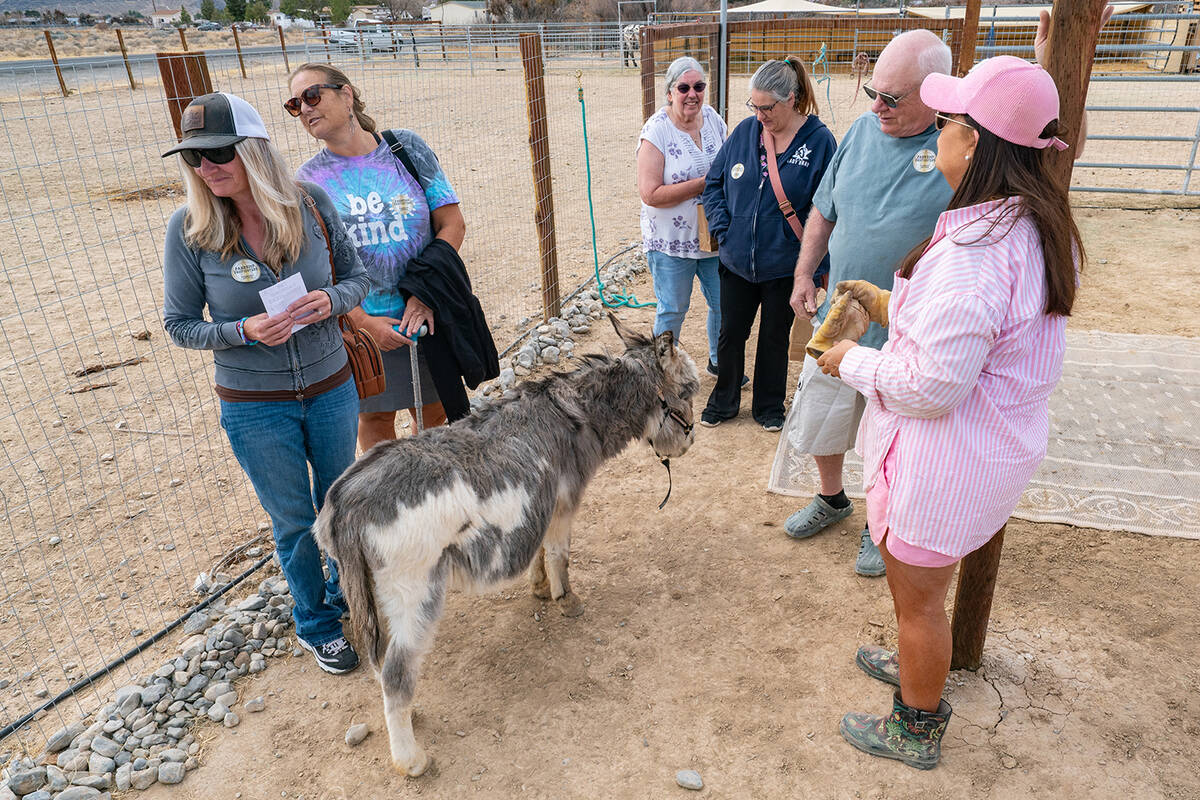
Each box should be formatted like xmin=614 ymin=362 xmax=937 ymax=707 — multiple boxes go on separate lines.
xmin=647 ymin=251 xmax=721 ymax=366
xmin=220 ymin=378 xmax=358 ymax=646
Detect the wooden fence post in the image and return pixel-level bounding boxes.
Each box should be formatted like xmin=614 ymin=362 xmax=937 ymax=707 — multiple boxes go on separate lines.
xmin=950 ymin=525 xmax=1005 ymax=670
xmin=115 ymin=28 xmax=137 ymax=90
xmin=157 ymin=51 xmax=214 ymax=141
xmin=43 ymin=30 xmax=71 ymax=97
xmin=321 ymin=24 xmax=332 ymax=63
xmin=178 ymin=27 xmax=188 ymax=51
xmin=231 ymin=25 xmax=247 ymax=78
xmin=278 ymin=26 xmax=290 ymax=72
xmin=518 ymin=33 xmax=560 ymax=322
xmin=959 ymin=0 xmax=981 ymax=75
xmin=1045 ymin=0 xmax=1108 ymax=186
xmin=437 ymin=20 xmax=446 ymax=60
xmin=640 ymin=27 xmax=656 ymax=121
xmin=707 ymin=26 xmax=725 ymax=121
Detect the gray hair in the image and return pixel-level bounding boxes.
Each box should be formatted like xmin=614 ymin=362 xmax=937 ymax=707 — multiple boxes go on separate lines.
xmin=750 ymin=60 xmax=796 ymax=103
xmin=914 ymin=31 xmax=952 ymax=78
xmin=665 ymin=56 xmax=705 ymax=94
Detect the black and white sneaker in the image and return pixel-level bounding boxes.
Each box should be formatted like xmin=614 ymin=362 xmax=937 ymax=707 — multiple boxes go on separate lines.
xmin=298 ymin=635 xmax=360 ymax=674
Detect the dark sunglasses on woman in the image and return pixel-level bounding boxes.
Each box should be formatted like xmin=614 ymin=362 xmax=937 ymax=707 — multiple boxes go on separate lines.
xmin=283 ymin=83 xmax=344 ymax=117
xmin=179 ymin=145 xmax=238 ymax=168
xmin=674 ymin=81 xmax=706 ymax=94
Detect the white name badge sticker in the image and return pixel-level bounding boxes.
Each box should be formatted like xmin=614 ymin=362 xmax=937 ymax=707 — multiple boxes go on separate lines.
xmin=231 ymin=259 xmax=261 ymax=283
xmin=731 ymin=162 xmax=745 ymax=179
xmin=912 ymin=149 xmax=937 ymax=173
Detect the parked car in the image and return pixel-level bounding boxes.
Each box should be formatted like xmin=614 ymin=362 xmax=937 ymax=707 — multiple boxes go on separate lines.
xmin=196 ymin=20 xmax=221 ymax=30
xmin=328 ymin=19 xmax=393 ymax=51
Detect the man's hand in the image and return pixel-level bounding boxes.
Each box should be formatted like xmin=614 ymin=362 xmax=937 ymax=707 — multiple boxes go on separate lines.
xmin=833 ymin=280 xmax=890 ymax=327
xmin=790 ymin=281 xmax=818 ymax=319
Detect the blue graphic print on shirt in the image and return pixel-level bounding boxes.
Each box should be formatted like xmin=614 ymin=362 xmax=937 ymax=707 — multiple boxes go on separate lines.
xmin=296 ymin=130 xmax=458 ymax=319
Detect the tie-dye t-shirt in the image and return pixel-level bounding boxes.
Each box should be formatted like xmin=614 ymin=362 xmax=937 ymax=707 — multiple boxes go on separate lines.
xmin=296 ymin=129 xmax=459 ymax=319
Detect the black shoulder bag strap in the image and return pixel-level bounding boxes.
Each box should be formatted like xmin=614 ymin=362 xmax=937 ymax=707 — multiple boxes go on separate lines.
xmin=379 ymin=129 xmax=425 ymax=191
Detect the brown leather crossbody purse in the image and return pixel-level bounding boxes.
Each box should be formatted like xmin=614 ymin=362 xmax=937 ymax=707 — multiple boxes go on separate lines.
xmin=300 ymin=189 xmax=386 ymax=400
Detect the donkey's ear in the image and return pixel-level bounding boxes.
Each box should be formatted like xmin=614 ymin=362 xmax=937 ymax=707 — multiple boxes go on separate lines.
xmin=608 ymin=312 xmax=647 ymax=349
xmin=653 ymin=329 xmax=676 ymax=364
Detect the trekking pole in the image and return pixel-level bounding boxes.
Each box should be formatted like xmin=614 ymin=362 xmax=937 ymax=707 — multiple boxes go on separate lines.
xmin=395 ymin=324 xmax=429 ymax=434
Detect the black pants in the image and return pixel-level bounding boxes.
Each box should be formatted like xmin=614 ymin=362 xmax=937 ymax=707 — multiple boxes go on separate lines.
xmin=703 ymin=265 xmax=795 ymax=424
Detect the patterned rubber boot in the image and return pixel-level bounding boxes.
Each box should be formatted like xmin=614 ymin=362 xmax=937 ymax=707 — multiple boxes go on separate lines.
xmin=840 ymin=692 xmax=952 ymax=770
xmin=855 ymin=644 xmax=900 ymax=687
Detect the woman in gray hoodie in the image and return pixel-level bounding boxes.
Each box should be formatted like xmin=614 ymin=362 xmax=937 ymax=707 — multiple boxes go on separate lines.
xmin=162 ymin=92 xmax=369 ymax=676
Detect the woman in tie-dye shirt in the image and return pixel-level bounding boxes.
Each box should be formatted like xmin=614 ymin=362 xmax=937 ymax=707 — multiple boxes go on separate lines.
xmin=289 ymin=63 xmax=464 ymax=450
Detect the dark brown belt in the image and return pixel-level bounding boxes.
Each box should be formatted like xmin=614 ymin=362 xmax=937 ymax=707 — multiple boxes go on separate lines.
xmin=215 ymin=362 xmax=353 ymax=403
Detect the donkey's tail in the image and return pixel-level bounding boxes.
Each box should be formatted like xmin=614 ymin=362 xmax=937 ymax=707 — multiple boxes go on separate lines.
xmin=313 ymin=501 xmax=384 ymax=668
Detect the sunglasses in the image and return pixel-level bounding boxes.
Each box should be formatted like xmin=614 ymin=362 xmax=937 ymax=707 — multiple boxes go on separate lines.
xmin=673 ymin=81 xmax=706 ymax=94
xmin=935 ymin=113 xmax=975 ymax=132
xmin=283 ymin=83 xmax=343 ymax=117
xmin=745 ymin=98 xmax=780 ymax=114
xmin=179 ymin=145 xmax=237 ymax=168
xmin=863 ymin=84 xmax=910 ymax=109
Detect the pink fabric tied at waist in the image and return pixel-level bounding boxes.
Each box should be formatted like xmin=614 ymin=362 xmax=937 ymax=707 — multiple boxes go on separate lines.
xmin=866 ymin=441 xmax=959 ymax=569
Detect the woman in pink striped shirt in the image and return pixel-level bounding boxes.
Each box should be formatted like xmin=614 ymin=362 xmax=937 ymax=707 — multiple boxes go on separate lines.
xmin=815 ymin=56 xmax=1085 ymax=769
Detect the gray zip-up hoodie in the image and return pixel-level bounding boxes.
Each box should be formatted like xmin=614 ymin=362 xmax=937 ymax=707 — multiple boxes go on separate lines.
xmin=162 ymin=181 xmax=370 ymax=393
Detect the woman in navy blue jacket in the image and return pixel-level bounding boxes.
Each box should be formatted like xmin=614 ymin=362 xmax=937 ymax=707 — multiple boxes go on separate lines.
xmin=700 ymin=58 xmax=835 ymax=431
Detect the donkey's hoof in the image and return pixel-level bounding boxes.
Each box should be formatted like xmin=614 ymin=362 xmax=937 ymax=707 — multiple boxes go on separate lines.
xmin=395 ymin=752 xmax=432 ymax=778
xmin=556 ymin=591 xmax=585 ymax=618
xmin=530 ymin=579 xmax=552 ymax=600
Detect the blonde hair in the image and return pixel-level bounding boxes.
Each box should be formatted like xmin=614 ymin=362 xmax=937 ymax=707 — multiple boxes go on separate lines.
xmin=181 ymin=137 xmax=305 ymax=273
xmin=289 ymin=62 xmax=377 ymax=134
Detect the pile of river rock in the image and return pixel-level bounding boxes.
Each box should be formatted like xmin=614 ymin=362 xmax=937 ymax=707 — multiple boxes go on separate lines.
xmin=472 ymin=252 xmax=649 ymax=406
xmin=1 ymin=574 xmax=293 ymax=799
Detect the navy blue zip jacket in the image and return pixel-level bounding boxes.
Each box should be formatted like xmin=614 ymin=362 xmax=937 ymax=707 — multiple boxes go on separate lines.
xmin=702 ymin=114 xmax=836 ymax=284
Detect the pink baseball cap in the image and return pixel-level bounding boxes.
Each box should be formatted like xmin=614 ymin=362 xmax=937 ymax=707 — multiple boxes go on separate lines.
xmin=920 ymin=55 xmax=1068 ymax=151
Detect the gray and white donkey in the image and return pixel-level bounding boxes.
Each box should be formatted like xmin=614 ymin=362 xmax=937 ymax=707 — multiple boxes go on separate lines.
xmin=313 ymin=315 xmax=699 ymax=776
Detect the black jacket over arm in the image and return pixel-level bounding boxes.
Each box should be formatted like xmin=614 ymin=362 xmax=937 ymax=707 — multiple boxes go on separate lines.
xmin=398 ymin=238 xmax=500 ymax=422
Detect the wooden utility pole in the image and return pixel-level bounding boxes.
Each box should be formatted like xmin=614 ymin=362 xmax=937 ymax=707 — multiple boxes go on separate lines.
xmin=1043 ymin=0 xmax=1108 ymax=185
xmin=959 ymin=0 xmax=981 ymax=75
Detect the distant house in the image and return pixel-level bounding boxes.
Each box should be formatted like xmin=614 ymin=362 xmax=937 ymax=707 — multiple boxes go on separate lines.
xmin=269 ymin=12 xmax=315 ymax=28
xmin=424 ymin=1 xmax=487 ymax=24
xmin=151 ymin=9 xmax=182 ymax=27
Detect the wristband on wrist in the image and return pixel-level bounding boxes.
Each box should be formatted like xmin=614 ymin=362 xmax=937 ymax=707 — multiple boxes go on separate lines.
xmin=236 ymin=317 xmax=257 ymax=346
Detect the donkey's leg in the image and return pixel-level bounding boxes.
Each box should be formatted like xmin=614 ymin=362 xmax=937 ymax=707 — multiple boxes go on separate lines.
xmin=376 ymin=578 xmax=446 ymax=778
xmin=528 ymin=546 xmax=551 ymax=600
xmin=544 ymin=509 xmax=584 ymax=617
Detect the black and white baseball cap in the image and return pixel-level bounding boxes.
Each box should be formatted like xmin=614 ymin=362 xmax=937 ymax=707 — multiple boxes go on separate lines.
xmin=161 ymin=92 xmax=270 ymax=156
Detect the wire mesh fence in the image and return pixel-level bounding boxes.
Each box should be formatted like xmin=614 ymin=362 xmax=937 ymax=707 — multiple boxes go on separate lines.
xmin=0 ymin=31 xmax=646 ymax=754
xmin=0 ymin=9 xmax=1197 ymax=759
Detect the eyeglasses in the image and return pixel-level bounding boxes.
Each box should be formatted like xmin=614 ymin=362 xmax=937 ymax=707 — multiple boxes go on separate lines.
xmin=863 ymin=84 xmax=910 ymax=109
xmin=745 ymin=98 xmax=780 ymax=114
xmin=179 ymin=145 xmax=238 ymax=168
xmin=673 ymin=81 xmax=706 ymax=94
xmin=935 ymin=113 xmax=975 ymax=132
xmin=283 ymin=83 xmax=343 ymax=117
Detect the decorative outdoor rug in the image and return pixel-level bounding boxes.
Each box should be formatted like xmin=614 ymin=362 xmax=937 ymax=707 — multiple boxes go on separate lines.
xmin=767 ymin=330 xmax=1200 ymax=539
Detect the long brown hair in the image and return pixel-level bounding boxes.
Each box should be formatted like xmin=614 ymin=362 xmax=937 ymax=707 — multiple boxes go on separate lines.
xmin=896 ymin=116 xmax=1084 ymax=316
xmin=289 ymin=62 xmax=377 ymax=134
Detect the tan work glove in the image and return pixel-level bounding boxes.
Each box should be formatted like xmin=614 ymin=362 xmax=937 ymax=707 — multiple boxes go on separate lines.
xmin=805 ymin=291 xmax=870 ymax=359
xmin=833 ymin=280 xmax=890 ymax=328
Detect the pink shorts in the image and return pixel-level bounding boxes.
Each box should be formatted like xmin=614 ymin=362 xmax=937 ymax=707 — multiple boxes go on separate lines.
xmin=865 ymin=443 xmax=959 ymax=569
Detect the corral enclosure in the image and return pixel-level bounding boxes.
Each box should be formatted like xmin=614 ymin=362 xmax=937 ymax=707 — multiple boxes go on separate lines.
xmin=0 ymin=13 xmax=1197 ymax=797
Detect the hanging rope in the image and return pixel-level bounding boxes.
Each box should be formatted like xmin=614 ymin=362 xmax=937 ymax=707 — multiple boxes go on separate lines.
xmin=576 ymin=70 xmax=656 ymax=309
xmin=812 ymin=42 xmax=834 ymax=126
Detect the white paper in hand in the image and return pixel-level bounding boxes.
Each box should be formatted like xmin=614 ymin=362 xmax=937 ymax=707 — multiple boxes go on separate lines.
xmin=259 ymin=273 xmax=309 ymax=333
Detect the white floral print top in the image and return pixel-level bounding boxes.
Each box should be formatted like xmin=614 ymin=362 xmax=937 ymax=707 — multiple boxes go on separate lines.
xmin=637 ymin=104 xmax=727 ymax=258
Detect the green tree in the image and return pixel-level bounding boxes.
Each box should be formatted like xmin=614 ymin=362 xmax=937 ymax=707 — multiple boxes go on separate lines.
xmin=279 ymin=0 xmax=299 ymax=17
xmin=245 ymin=0 xmax=269 ymax=21
xmin=200 ymin=0 xmax=216 ymax=19
xmin=179 ymin=6 xmax=193 ymax=25
xmin=225 ymin=0 xmax=246 ymax=21
xmin=329 ymin=0 xmax=351 ymax=25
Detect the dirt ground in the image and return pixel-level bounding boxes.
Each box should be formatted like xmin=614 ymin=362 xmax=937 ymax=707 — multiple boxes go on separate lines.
xmin=133 ymin=205 xmax=1200 ymax=800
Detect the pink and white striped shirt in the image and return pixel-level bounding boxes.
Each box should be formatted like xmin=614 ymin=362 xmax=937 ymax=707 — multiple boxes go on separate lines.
xmin=838 ymin=197 xmax=1069 ymax=559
